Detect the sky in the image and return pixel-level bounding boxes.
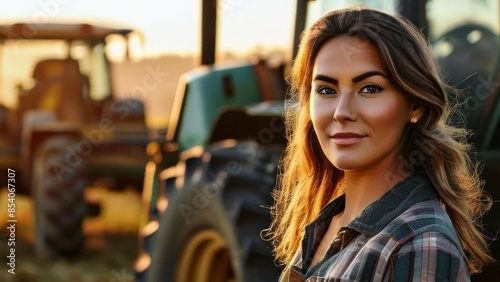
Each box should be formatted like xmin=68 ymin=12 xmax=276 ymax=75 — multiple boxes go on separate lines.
xmin=0 ymin=0 xmax=295 ymax=58
xmin=0 ymin=0 xmax=199 ymax=56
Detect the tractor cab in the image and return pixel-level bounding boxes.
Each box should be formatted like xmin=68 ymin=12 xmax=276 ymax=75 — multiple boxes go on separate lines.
xmin=0 ymin=23 xmax=139 ymax=143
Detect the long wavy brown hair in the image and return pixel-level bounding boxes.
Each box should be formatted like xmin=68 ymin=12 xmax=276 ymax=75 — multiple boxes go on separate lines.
xmin=265 ymin=5 xmax=494 ymax=274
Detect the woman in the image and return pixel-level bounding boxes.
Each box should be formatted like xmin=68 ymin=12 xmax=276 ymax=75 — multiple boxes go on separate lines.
xmin=266 ymin=5 xmax=494 ymax=281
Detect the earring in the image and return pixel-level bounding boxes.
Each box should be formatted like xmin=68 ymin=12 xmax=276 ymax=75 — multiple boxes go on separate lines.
xmin=410 ymin=117 xmax=418 ymax=124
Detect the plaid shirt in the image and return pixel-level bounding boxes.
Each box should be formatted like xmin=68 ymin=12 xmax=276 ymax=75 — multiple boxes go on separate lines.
xmin=282 ymin=174 xmax=470 ymax=282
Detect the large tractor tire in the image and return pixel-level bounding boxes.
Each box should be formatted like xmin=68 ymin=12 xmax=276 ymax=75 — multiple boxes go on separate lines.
xmin=32 ymin=135 xmax=87 ymax=257
xmin=148 ymin=141 xmax=284 ymax=282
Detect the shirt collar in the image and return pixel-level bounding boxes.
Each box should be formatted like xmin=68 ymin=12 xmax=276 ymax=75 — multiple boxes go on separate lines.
xmin=296 ymin=174 xmax=439 ymax=276
xmin=347 ymin=174 xmax=438 ymax=236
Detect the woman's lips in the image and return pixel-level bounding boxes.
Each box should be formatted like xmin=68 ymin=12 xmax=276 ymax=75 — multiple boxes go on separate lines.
xmin=330 ymin=133 xmax=366 ymax=145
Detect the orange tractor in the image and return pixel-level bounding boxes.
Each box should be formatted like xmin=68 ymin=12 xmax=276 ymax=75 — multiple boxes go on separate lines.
xmin=0 ymin=23 xmax=150 ymax=257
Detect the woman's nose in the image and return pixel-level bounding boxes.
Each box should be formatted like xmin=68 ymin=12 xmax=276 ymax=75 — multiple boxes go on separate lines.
xmin=333 ymin=92 xmax=356 ymax=122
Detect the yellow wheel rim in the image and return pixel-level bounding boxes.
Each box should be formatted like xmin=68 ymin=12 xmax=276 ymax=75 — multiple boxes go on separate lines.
xmin=176 ymin=230 xmax=236 ymax=282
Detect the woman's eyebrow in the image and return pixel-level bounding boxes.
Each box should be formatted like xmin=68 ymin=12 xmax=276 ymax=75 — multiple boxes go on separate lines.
xmin=352 ymin=71 xmax=386 ymax=83
xmin=313 ymin=71 xmax=387 ymax=84
xmin=313 ymin=74 xmax=338 ymax=85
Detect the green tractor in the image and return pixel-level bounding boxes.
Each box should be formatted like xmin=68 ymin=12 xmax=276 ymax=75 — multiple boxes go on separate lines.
xmin=136 ymin=0 xmax=500 ymax=281
xmin=0 ymin=23 xmax=150 ymax=257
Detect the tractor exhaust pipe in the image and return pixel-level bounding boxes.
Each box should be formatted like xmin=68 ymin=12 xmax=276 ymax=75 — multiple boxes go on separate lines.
xmin=201 ymin=0 xmax=217 ymax=65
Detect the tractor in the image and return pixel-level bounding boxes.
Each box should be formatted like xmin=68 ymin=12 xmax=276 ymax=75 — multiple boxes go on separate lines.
xmin=136 ymin=0 xmax=500 ymax=281
xmin=0 ymin=22 xmax=150 ymax=257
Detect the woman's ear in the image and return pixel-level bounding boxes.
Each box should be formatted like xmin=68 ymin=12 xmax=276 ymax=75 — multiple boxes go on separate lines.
xmin=410 ymin=103 xmax=424 ymax=123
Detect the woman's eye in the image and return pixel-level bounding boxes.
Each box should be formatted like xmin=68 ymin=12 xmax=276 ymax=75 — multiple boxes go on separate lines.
xmin=316 ymin=87 xmax=336 ymax=95
xmin=360 ymin=84 xmax=383 ymax=94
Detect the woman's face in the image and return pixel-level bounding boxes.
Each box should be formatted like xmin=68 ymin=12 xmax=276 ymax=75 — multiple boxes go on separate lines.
xmin=310 ymin=36 xmax=418 ymax=173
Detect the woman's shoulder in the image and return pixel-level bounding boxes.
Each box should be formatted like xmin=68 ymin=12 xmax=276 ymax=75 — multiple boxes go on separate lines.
xmin=383 ymin=199 xmax=462 ymax=249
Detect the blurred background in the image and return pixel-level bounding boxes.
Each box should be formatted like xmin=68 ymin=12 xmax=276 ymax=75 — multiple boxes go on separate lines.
xmin=0 ymin=0 xmax=499 ymax=281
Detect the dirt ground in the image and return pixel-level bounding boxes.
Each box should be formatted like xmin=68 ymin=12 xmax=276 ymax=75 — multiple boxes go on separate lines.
xmin=0 ymin=186 xmax=142 ymax=282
